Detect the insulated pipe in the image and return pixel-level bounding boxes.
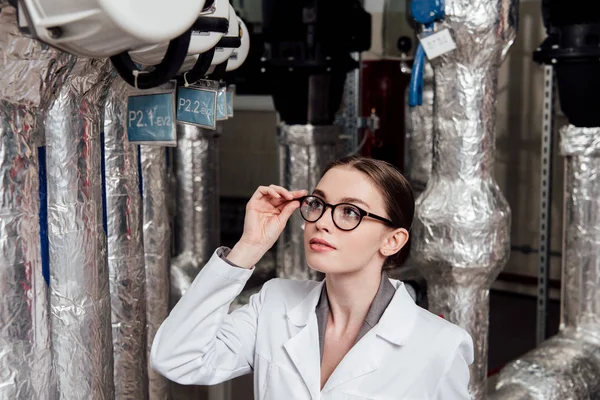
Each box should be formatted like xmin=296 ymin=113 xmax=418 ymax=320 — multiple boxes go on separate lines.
xmin=170 ymin=123 xmax=222 ymax=400
xmin=171 ymin=123 xmax=220 ymax=303
xmin=277 ymin=124 xmax=341 ymax=280
xmin=141 ymin=146 xmax=171 ymax=400
xmin=46 ymin=58 xmax=114 ymax=399
xmin=491 ymin=125 xmax=600 ymax=399
xmin=410 ymin=1 xmax=517 ymax=398
xmin=405 ymin=61 xmax=434 ymax=195
xmin=0 ymin=7 xmax=73 ymax=399
xmin=103 ymin=78 xmax=148 ymax=399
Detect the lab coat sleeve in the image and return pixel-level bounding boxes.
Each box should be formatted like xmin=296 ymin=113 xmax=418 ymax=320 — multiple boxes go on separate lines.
xmin=150 ymin=247 xmax=267 ymax=386
xmin=432 ymin=328 xmax=474 ymax=400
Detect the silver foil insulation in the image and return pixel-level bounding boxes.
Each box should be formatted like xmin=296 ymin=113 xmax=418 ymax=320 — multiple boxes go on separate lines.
xmin=410 ymin=1 xmax=517 ymax=398
xmin=171 ymin=123 xmax=221 ymax=303
xmin=491 ymin=125 xmax=600 ymax=399
xmin=45 ymin=58 xmax=115 ymax=399
xmin=103 ymin=78 xmax=149 ymax=399
xmin=140 ymin=146 xmax=172 ymax=400
xmin=277 ymin=124 xmax=341 ymax=280
xmin=0 ymin=7 xmax=73 ymax=399
xmin=405 ymin=61 xmax=434 ymax=195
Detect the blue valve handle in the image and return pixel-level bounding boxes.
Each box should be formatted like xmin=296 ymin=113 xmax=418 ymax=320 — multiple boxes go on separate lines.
xmin=408 ymin=0 xmax=444 ymax=107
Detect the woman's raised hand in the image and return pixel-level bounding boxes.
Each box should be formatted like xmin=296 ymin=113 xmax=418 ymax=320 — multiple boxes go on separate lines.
xmin=226 ymin=185 xmax=307 ymax=268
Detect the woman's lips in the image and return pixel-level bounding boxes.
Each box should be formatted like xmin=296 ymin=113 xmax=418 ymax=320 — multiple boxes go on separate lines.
xmin=309 ymin=238 xmax=336 ymax=252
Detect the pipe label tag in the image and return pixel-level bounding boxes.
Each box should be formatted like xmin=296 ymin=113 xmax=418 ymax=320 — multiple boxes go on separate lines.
xmin=227 ymin=85 xmax=235 ymax=118
xmin=127 ymin=83 xmax=177 ymax=146
xmin=177 ymin=80 xmax=218 ymax=130
xmin=217 ymin=86 xmax=228 ymax=121
xmin=418 ymin=28 xmax=457 ymax=60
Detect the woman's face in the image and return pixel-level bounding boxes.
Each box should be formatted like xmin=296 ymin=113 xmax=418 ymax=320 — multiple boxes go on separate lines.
xmin=303 ymin=166 xmax=400 ymax=275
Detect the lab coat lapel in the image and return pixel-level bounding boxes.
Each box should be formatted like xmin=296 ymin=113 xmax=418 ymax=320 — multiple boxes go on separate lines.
xmin=321 ymin=282 xmax=420 ymax=393
xmin=283 ymin=281 xmax=325 ymax=400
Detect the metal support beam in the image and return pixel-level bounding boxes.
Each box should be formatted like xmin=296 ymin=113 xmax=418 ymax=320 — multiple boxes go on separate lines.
xmin=537 ymin=65 xmax=556 ymax=345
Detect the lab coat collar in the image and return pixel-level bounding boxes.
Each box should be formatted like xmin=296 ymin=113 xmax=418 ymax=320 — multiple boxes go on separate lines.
xmin=286 ymin=278 xmax=418 ymax=345
xmin=284 ymin=278 xmax=419 ymax=398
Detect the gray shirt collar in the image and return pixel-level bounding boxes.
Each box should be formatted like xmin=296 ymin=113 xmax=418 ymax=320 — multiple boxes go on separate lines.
xmin=316 ymin=270 xmax=397 ymax=361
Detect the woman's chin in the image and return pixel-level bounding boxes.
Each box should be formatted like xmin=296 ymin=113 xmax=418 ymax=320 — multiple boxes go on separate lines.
xmin=305 ymin=254 xmax=340 ymax=274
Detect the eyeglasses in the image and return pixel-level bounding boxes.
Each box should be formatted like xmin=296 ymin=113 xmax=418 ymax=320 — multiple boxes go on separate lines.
xmin=298 ymin=195 xmax=395 ymax=231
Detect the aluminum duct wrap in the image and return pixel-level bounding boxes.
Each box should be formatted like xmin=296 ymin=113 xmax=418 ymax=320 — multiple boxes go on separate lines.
xmin=103 ymin=78 xmax=148 ymax=399
xmin=0 ymin=7 xmax=73 ymax=399
xmin=46 ymin=58 xmax=114 ymax=399
xmin=277 ymin=124 xmax=341 ymax=280
xmin=560 ymin=126 xmax=600 ymax=330
xmin=141 ymin=146 xmax=171 ymax=400
xmin=491 ymin=329 xmax=600 ymax=400
xmin=410 ymin=1 xmax=517 ymax=397
xmin=405 ymin=61 xmax=434 ymax=194
xmin=171 ymin=123 xmax=221 ymax=304
xmin=491 ymin=125 xmax=600 ymax=399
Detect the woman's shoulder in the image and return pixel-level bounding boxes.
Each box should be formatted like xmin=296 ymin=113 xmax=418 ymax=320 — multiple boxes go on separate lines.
xmin=411 ymin=305 xmax=474 ymax=363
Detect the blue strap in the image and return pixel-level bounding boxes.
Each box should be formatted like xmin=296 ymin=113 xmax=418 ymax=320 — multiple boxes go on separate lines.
xmin=409 ymin=43 xmax=426 ymax=107
xmin=38 ymin=146 xmax=50 ymax=286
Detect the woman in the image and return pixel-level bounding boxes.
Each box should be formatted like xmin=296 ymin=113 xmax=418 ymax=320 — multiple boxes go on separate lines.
xmin=151 ymin=156 xmax=474 ymax=399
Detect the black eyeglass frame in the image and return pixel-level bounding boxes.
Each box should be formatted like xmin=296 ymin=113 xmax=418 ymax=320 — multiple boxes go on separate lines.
xmin=297 ymin=195 xmax=395 ymax=231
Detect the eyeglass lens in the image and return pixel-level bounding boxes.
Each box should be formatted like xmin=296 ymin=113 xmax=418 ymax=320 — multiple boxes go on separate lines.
xmin=300 ymin=196 xmax=362 ymax=230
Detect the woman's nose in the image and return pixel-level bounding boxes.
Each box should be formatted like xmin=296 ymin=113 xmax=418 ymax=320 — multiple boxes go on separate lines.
xmin=315 ymin=207 xmax=334 ymax=232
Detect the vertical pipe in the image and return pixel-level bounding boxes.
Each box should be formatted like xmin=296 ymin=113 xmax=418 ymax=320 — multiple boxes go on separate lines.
xmin=560 ymin=126 xmax=600 ymax=331
xmin=405 ymin=62 xmax=434 ymax=195
xmin=0 ymin=7 xmax=73 ymax=399
xmin=46 ymin=58 xmax=114 ymax=399
xmin=192 ymin=124 xmax=221 ymax=270
xmin=141 ymin=146 xmax=172 ymax=400
xmin=170 ymin=123 xmax=222 ymax=400
xmin=103 ymin=78 xmax=148 ymax=399
xmin=491 ymin=125 xmax=600 ymax=399
xmin=171 ymin=124 xmax=221 ymax=303
xmin=277 ymin=124 xmax=341 ymax=280
xmin=410 ymin=1 xmax=517 ymax=397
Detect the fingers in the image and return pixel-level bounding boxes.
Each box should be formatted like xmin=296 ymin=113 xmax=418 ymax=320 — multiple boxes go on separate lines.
xmin=250 ymin=185 xmax=307 ymax=203
xmin=278 ymin=198 xmax=301 ymax=223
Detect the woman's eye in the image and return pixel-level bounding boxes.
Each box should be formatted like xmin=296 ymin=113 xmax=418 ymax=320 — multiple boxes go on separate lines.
xmin=307 ymin=200 xmax=321 ymax=209
xmin=343 ymin=207 xmax=359 ymax=218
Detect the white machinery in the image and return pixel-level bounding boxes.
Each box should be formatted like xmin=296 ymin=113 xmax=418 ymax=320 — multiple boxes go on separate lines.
xmin=16 ymin=0 xmax=205 ymax=57
xmin=16 ymin=0 xmax=249 ymax=88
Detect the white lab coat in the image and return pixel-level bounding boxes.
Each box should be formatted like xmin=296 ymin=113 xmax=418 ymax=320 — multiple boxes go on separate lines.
xmin=151 ymin=248 xmax=475 ymax=399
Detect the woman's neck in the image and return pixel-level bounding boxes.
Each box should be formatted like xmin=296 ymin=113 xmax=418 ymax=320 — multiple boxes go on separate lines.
xmin=324 ymin=266 xmax=382 ymax=331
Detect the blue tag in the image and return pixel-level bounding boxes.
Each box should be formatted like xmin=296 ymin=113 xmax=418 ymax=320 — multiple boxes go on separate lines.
xmin=217 ymin=88 xmax=228 ymax=120
xmin=226 ymin=91 xmax=234 ymax=117
xmin=177 ymin=87 xmax=217 ymax=129
xmin=127 ymin=93 xmax=176 ymax=145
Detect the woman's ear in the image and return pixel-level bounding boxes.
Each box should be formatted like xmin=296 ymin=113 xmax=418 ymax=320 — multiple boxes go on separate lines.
xmin=380 ymin=228 xmax=409 ymax=257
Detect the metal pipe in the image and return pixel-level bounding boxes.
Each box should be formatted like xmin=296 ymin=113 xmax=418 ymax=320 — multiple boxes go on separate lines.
xmin=103 ymin=78 xmax=148 ymax=399
xmin=170 ymin=123 xmax=222 ymax=400
xmin=46 ymin=58 xmax=114 ymax=399
xmin=141 ymin=146 xmax=172 ymax=400
xmin=170 ymin=123 xmax=221 ymax=304
xmin=277 ymin=124 xmax=341 ymax=280
xmin=0 ymin=7 xmax=73 ymax=399
xmin=410 ymin=0 xmax=517 ymax=397
xmin=491 ymin=125 xmax=600 ymax=399
xmin=405 ymin=61 xmax=434 ymax=195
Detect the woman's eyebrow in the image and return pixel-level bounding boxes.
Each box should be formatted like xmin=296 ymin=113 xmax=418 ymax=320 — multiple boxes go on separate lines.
xmin=313 ymin=189 xmax=371 ymax=209
xmin=340 ymin=197 xmax=370 ymax=209
xmin=312 ymin=189 xmax=327 ymax=199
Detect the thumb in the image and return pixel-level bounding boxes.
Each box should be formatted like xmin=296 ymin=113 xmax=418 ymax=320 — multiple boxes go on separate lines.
xmin=278 ymin=200 xmax=300 ymax=224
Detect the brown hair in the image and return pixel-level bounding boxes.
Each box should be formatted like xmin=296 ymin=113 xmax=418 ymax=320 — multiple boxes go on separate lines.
xmin=321 ymin=155 xmax=415 ymax=269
